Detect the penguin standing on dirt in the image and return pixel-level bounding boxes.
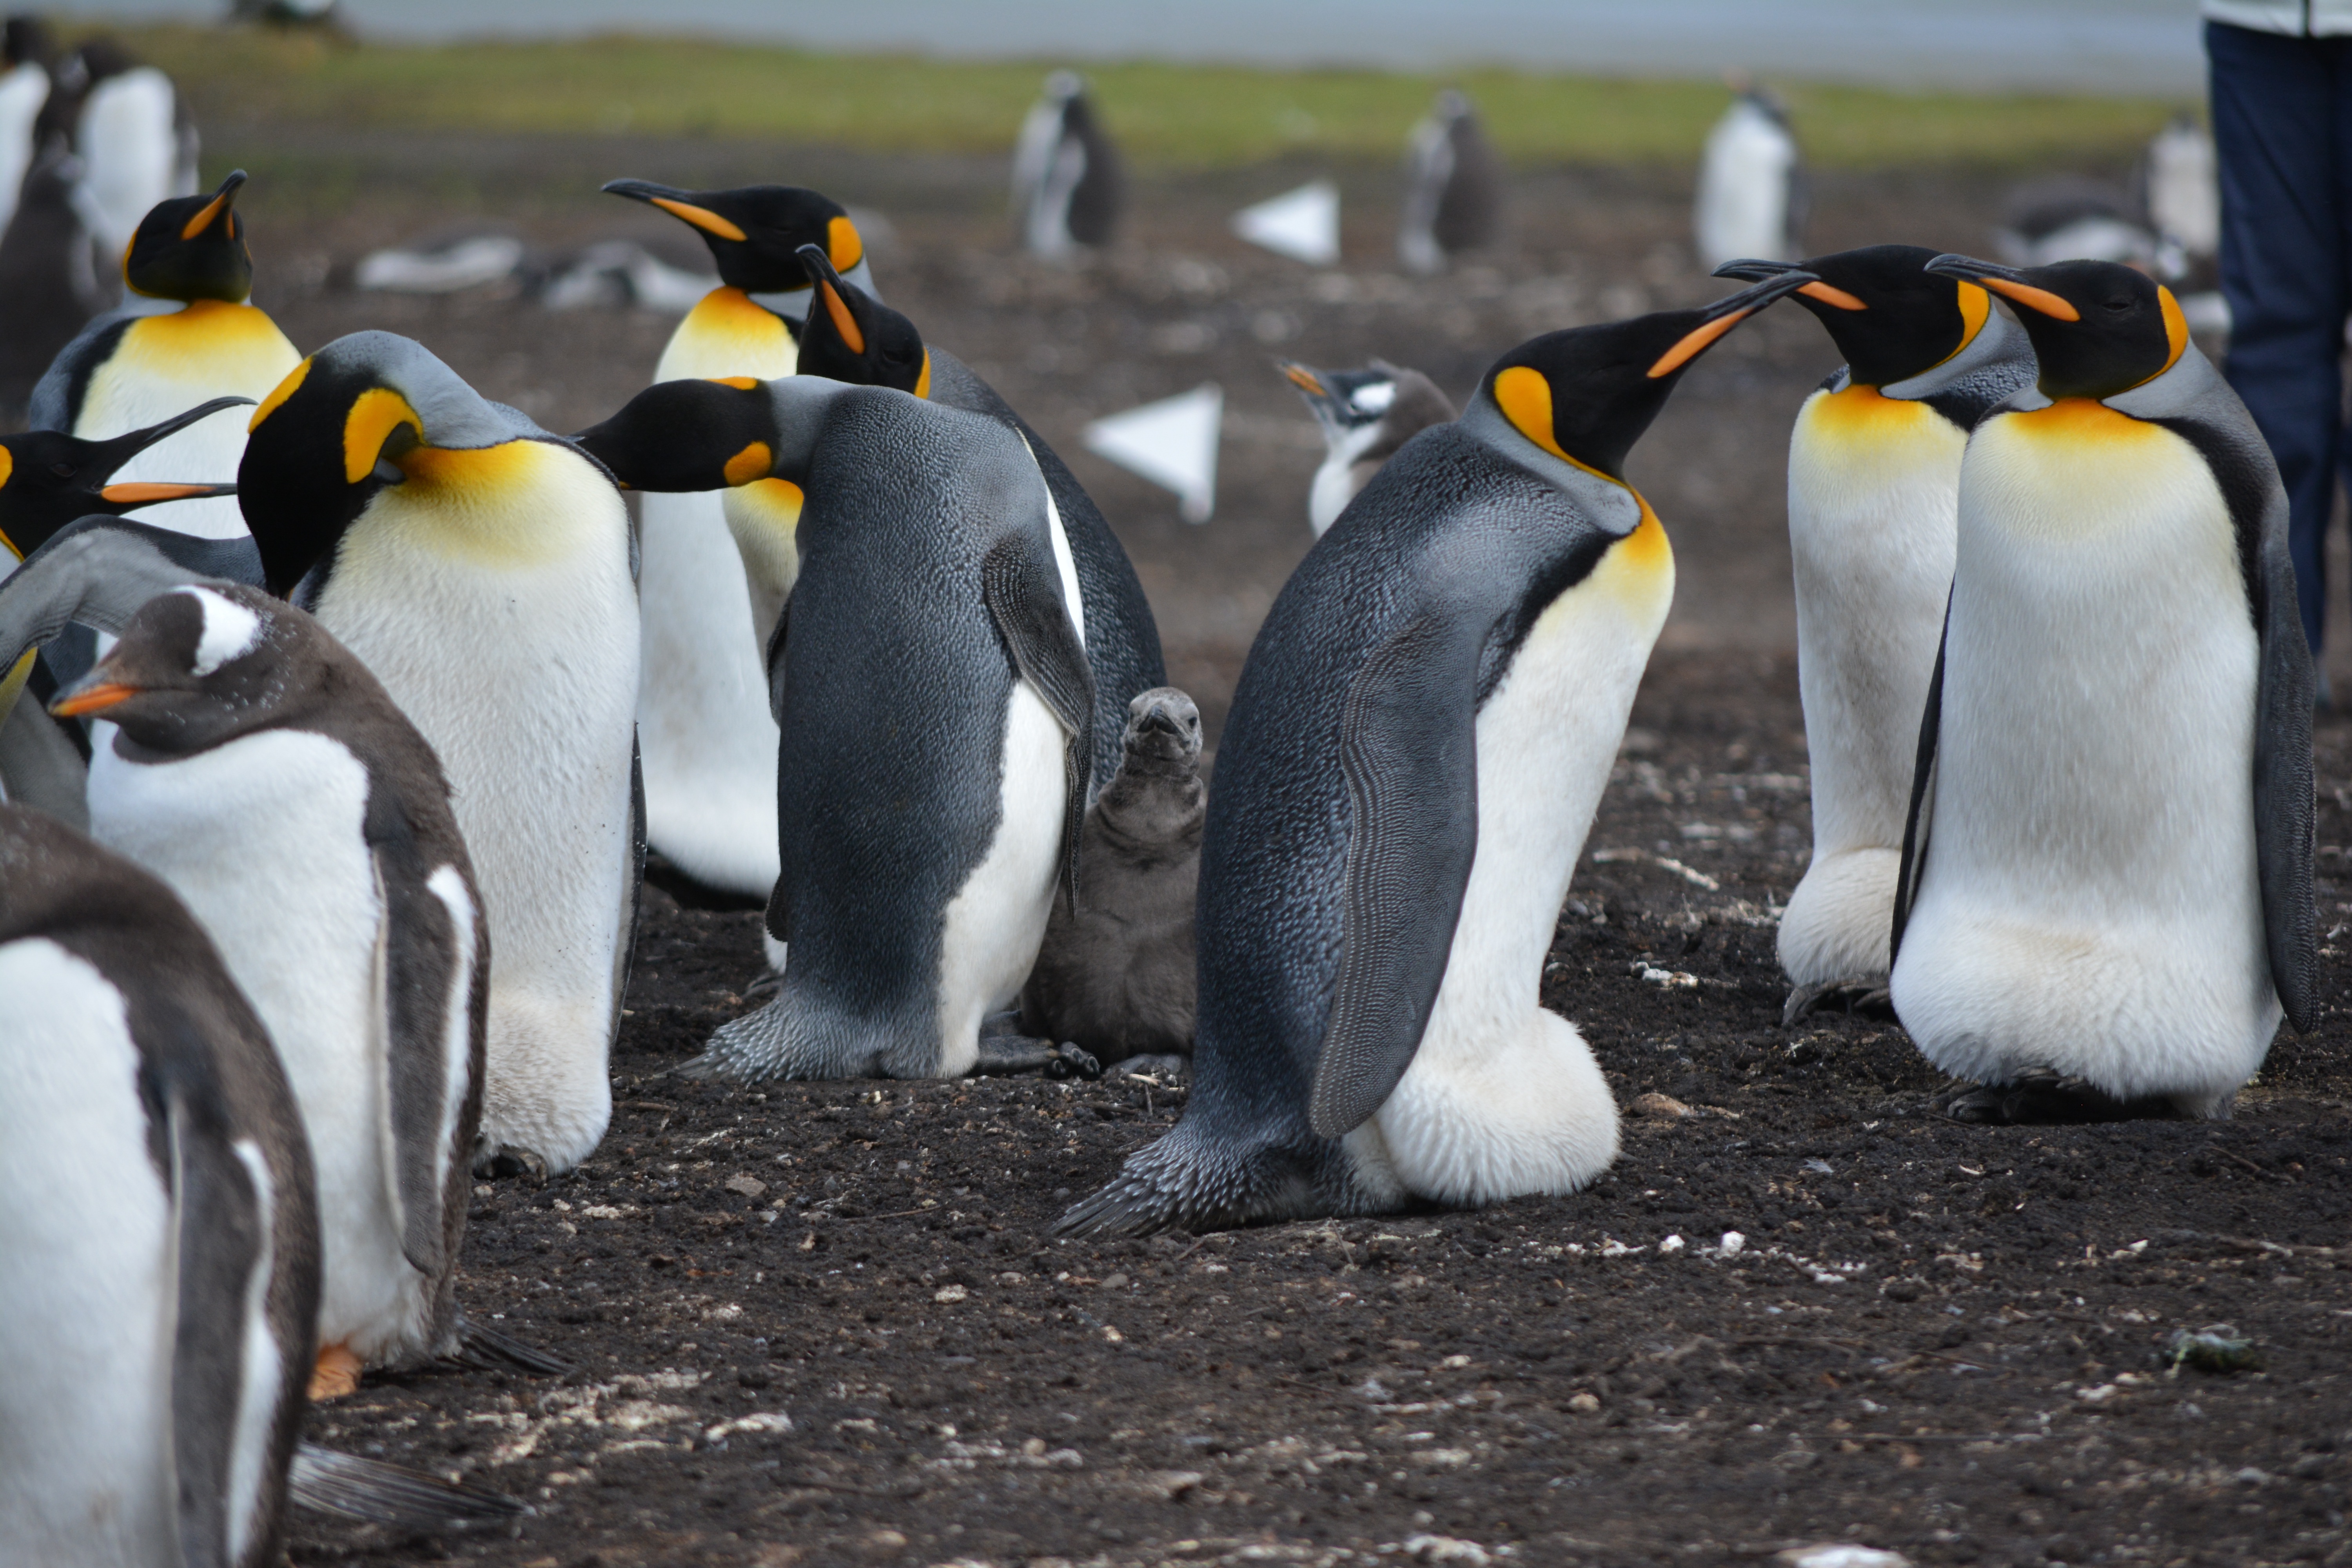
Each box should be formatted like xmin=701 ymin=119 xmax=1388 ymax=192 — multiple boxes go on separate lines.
xmin=1891 ymin=255 xmax=2317 ymax=1123
xmin=601 ymin=178 xmax=874 ymax=899
xmin=239 ymin=331 xmax=641 ymax=1174
xmin=1711 ymin=245 xmax=2036 ymax=1022
xmin=1397 ymin=90 xmax=1505 ymax=276
xmin=1279 ymin=358 xmax=1457 ymax=536
xmin=1059 ymin=272 xmax=1819 ymax=1235
xmin=34 ymin=171 xmax=301 ymax=542
xmin=575 ymin=372 xmax=1096 ymax=1081
xmin=1011 ymin=71 xmax=1123 ymax=259
xmin=1693 ymin=84 xmax=1804 ymax=269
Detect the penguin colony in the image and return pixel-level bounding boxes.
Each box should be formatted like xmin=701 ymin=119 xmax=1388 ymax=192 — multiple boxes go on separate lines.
xmin=0 ymin=73 xmax=2313 ymax=1558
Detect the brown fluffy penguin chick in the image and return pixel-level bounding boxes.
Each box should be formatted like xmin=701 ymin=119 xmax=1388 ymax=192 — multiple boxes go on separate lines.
xmin=1020 ymin=686 xmax=1205 ymax=1071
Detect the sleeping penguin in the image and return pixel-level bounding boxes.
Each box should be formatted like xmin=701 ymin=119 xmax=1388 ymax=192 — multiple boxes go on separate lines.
xmin=1056 ymin=271 xmax=1820 ymax=1235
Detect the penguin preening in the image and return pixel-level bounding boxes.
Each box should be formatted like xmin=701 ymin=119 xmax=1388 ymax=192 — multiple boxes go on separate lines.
xmin=1891 ymin=254 xmax=2317 ymax=1123
xmin=1010 ymin=71 xmax=1122 ymax=259
xmin=1278 ymin=358 xmax=1457 ymax=536
xmin=240 ymin=331 xmax=641 ymax=1174
xmin=602 ymin=178 xmax=876 ymax=899
xmin=1059 ymin=272 xmax=1818 ymax=1236
xmin=1397 ymin=89 xmax=1505 ymax=276
xmin=575 ymin=372 xmax=1095 ymax=1082
xmin=1711 ymin=246 xmax=2036 ymax=1022
xmin=1693 ymin=85 xmax=1804 ymax=270
xmin=33 ymin=170 xmax=301 ymax=543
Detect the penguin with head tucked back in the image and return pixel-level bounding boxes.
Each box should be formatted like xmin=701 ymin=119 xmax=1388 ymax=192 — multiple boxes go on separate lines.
xmin=1889 ymin=254 xmax=2317 ymax=1123
xmin=1710 ymin=245 xmax=2036 ymax=1022
xmin=240 ymin=331 xmax=641 ymax=1174
xmin=1010 ymin=71 xmax=1122 ymax=258
xmin=1058 ymin=272 xmax=1820 ymax=1236
xmin=34 ymin=170 xmax=301 ymax=543
xmin=574 ymin=371 xmax=1095 ymax=1082
xmin=1278 ymin=358 xmax=1457 ymax=536
xmin=599 ymin=178 xmax=875 ymax=898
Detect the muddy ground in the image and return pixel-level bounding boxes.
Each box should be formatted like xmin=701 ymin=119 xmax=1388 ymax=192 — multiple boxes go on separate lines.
xmin=155 ymin=127 xmax=2352 ymax=1567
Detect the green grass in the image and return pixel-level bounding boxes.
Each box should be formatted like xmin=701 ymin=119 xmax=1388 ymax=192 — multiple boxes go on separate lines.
xmin=108 ymin=23 xmax=2193 ymax=171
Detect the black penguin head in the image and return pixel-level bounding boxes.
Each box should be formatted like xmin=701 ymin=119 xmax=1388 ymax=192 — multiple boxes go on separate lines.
xmin=602 ymin=179 xmax=866 ymax=299
xmin=4 ymin=17 xmax=55 ymax=70
xmin=1479 ymin=271 xmax=1818 ymax=480
xmin=1279 ymin=361 xmax=1404 ymax=438
xmin=0 ymin=396 xmax=249 ymax=563
xmin=573 ymin=376 xmax=793 ymax=494
xmin=122 ymin=170 xmax=254 ymax=304
xmin=1120 ymin=686 xmax=1202 ymax=775
xmin=1923 ymin=254 xmax=2186 ymax=401
xmin=239 ymin=331 xmax=550 ymax=595
xmin=49 ymin=583 xmax=321 ymax=753
xmin=790 ymin=243 xmax=930 ymax=394
xmin=1713 ymin=244 xmax=1995 ymax=387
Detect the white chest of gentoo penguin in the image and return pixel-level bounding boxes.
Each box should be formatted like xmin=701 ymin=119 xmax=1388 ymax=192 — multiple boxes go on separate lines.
xmin=1890 ymin=254 xmax=2318 ymax=1123
xmin=1056 ymin=272 xmax=1820 ymax=1235
xmin=1010 ymin=71 xmax=1123 ymax=258
xmin=33 ymin=170 xmax=301 ymax=542
xmin=52 ymin=582 xmax=492 ymax=1401
xmin=600 ymin=179 xmax=875 ymax=899
xmin=0 ymin=802 xmax=319 ymax=1568
xmin=1693 ymin=87 xmax=1804 ymax=270
xmin=240 ymin=332 xmax=641 ymax=1174
xmin=1397 ymin=90 xmax=1505 ymax=276
xmin=1279 ymin=358 xmax=1457 ymax=536
xmin=575 ymin=372 xmax=1094 ymax=1080
xmin=1711 ymin=245 xmax=2036 ymax=1020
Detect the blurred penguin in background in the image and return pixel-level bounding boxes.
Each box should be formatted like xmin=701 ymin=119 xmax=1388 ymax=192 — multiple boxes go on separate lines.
xmin=0 ymin=16 xmax=57 ymax=235
xmin=1011 ymin=70 xmax=1122 ymax=259
xmin=2141 ymin=111 xmax=2220 ymax=269
xmin=59 ymin=36 xmax=198 ymax=279
xmin=0 ymin=137 xmax=100 ymax=408
xmin=1398 ymin=89 xmax=1505 ymax=276
xmin=1693 ymin=81 xmax=1804 ymax=269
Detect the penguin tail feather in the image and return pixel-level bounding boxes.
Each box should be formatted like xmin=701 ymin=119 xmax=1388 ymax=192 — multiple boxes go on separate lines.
xmin=450 ymin=1312 xmax=572 ymax=1377
xmin=288 ymin=1442 xmax=533 ymax=1529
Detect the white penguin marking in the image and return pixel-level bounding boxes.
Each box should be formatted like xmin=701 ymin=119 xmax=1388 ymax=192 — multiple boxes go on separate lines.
xmin=224 ymin=1137 xmax=281 ymax=1567
xmin=178 ymin=584 xmax=264 ymax=675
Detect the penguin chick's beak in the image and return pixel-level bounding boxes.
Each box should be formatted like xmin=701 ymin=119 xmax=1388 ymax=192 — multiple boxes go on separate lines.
xmin=601 ymin=179 xmax=746 ymax=241
xmin=180 ymin=168 xmax=247 ymax=239
xmin=1923 ymin=254 xmax=2080 ymax=322
xmin=49 ymin=676 xmax=141 ymax=717
xmin=1710 ymin=258 xmax=1866 ymax=312
xmin=1648 ymin=270 xmax=1824 ymax=377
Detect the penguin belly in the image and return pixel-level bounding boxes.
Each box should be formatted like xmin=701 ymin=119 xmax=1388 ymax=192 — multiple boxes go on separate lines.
xmin=77 ymin=68 xmax=188 ymax=261
xmin=74 ymin=301 xmax=301 ymax=540
xmin=1348 ymin=511 xmax=1673 ymax=1205
xmin=1890 ymin=409 xmax=2276 ymax=1113
xmin=1780 ymin=387 xmax=1963 ymax=986
xmin=318 ymin=445 xmax=639 ymax=1172
xmin=0 ymin=940 xmax=175 ymax=1568
xmin=0 ymin=62 xmax=48 ymax=234
xmin=87 ymin=731 xmax=434 ymax=1364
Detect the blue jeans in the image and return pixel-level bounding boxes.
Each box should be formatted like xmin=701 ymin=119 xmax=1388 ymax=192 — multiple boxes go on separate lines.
xmin=2209 ymin=20 xmax=2352 ymax=659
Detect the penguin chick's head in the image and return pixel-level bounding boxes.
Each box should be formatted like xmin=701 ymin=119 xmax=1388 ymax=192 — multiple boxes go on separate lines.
xmin=123 ymin=169 xmax=253 ymax=304
xmin=0 ymin=395 xmax=249 ymax=563
xmin=602 ymin=179 xmax=866 ymax=299
xmin=1481 ymin=270 xmax=1819 ymax=480
xmin=1713 ymin=243 xmax=1992 ymax=388
xmin=1121 ymin=685 xmax=1202 ymax=775
xmin=1923 ymin=254 xmax=2187 ymax=401
xmin=790 ymin=242 xmax=930 ymax=395
xmin=239 ymin=331 xmax=556 ymax=595
xmin=1280 ymin=361 xmax=1404 ymax=439
xmin=49 ymin=583 xmax=320 ymax=751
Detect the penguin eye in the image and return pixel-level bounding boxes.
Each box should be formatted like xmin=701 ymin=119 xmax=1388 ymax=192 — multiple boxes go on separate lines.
xmin=49 ymin=463 xmax=73 ymax=479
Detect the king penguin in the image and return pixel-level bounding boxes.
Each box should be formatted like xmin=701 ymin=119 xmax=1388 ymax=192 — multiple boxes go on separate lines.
xmin=1890 ymin=255 xmax=2318 ymax=1123
xmin=574 ymin=372 xmax=1095 ymax=1081
xmin=1010 ymin=71 xmax=1123 ymax=259
xmin=600 ymin=178 xmax=875 ymax=899
xmin=33 ymin=170 xmax=301 ymax=542
xmin=240 ymin=331 xmax=642 ymax=1174
xmin=1278 ymin=358 xmax=1457 ymax=536
xmin=1710 ymin=245 xmax=2036 ymax=1021
xmin=1058 ymin=272 xmax=1819 ymax=1236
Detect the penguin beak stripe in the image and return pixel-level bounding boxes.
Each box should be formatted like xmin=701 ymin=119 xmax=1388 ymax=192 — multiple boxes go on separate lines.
xmin=1797 ymin=280 xmax=1867 ymax=311
xmin=98 ymin=481 xmax=234 ymax=504
xmin=1281 ymin=365 xmax=1329 ymax=397
xmin=723 ymin=441 xmax=773 ymax=487
xmin=828 ymin=214 xmax=864 ymax=273
xmin=251 ymin=358 xmax=313 ymax=433
xmin=650 ymin=197 xmax=748 ymax=242
xmin=179 ymin=187 xmax=233 ymax=241
xmin=915 ymin=349 xmax=931 ymax=401
xmin=1977 ymin=276 xmax=2081 ymax=323
xmin=49 ymin=681 xmax=141 ymax=717
xmin=1648 ymin=310 xmax=1751 ymax=378
xmin=343 ymin=388 xmax=424 ymax=485
xmin=819 ymin=279 xmax=866 ymax=356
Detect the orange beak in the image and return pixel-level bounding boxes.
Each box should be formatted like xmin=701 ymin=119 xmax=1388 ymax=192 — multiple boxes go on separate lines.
xmin=49 ymin=681 xmax=142 ymax=718
xmin=98 ymin=481 xmax=234 ymax=505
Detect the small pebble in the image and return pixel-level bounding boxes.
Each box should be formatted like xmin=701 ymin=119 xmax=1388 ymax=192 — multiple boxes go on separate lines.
xmin=1719 ymin=1231 xmax=1746 ymax=1256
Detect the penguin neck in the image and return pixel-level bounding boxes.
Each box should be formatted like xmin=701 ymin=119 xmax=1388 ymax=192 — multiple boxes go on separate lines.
xmin=657 ymin=287 xmax=799 ymax=381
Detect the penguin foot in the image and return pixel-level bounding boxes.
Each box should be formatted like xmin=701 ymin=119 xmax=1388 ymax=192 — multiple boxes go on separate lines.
xmin=972 ymin=1033 xmax=1102 ymax=1080
xmin=1938 ymin=1069 xmax=2183 ymax=1126
xmin=474 ymin=1145 xmax=547 ymax=1181
xmin=308 ymin=1342 xmax=365 ymax=1402
xmin=1782 ymin=977 xmax=1895 ymax=1027
xmin=1113 ymin=1053 xmax=1191 ymax=1082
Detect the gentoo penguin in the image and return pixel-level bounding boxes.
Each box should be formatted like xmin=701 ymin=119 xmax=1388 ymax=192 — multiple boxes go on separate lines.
xmin=1020 ymin=686 xmax=1205 ymax=1074
xmin=64 ymin=37 xmax=198 ymax=274
xmin=0 ymin=136 xmax=100 ymax=407
xmin=1010 ymin=71 xmax=1123 ymax=259
xmin=0 ymin=17 xmax=56 ymax=236
xmin=1711 ymin=246 xmax=2036 ymax=1022
xmin=33 ymin=169 xmax=301 ymax=542
xmin=602 ymin=178 xmax=875 ymax=898
xmin=1278 ymin=358 xmax=1457 ymax=536
xmin=0 ymin=800 xmax=319 ymax=1568
xmin=52 ymin=581 xmax=493 ymax=1401
xmin=1058 ymin=272 xmax=1819 ymax=1235
xmin=240 ymin=332 xmax=641 ymax=1174
xmin=1693 ymin=84 xmax=1804 ymax=270
xmin=1891 ymin=255 xmax=2317 ymax=1123
xmin=1397 ymin=90 xmax=1505 ymax=277
xmin=788 ymin=244 xmax=1167 ymax=788
xmin=574 ymin=372 xmax=1095 ymax=1080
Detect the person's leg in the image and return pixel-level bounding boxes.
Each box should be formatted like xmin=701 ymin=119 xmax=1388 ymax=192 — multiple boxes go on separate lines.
xmin=2210 ymin=21 xmax=2346 ymax=662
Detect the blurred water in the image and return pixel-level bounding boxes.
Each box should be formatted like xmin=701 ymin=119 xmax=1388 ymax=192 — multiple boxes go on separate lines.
xmin=62 ymin=0 xmax=2206 ymax=95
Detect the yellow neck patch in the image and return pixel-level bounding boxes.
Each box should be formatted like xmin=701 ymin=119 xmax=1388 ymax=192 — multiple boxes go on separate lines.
xmin=2136 ymin=285 xmax=2190 ymax=388
xmin=344 ymin=388 xmax=423 ymax=484
xmin=114 ymin=302 xmax=292 ymax=388
xmin=1804 ymin=382 xmax=1944 ymax=437
xmin=251 ymin=355 xmax=312 ymax=431
xmin=1925 ymin=280 xmax=1992 ymax=373
xmin=1491 ymin=365 xmax=1619 ymax=485
xmin=828 ymin=215 xmax=864 ymax=273
xmin=669 ymin=288 xmax=794 ymax=376
xmin=2001 ymin=396 xmax=2165 ymax=444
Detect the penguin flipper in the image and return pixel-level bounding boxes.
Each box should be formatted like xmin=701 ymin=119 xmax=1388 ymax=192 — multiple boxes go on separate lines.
xmin=1890 ymin=593 xmax=1950 ymax=965
xmin=367 ymin=842 xmax=480 ymax=1288
xmin=1307 ymin=612 xmax=1482 ymax=1142
xmin=287 ymin=1443 xmax=530 ymax=1529
xmin=0 ymin=516 xmax=260 ymax=675
xmin=0 ymin=681 xmax=88 ymax=825
xmin=2250 ymin=482 xmax=2320 ymax=1031
xmin=980 ymin=535 xmax=1096 ymax=912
